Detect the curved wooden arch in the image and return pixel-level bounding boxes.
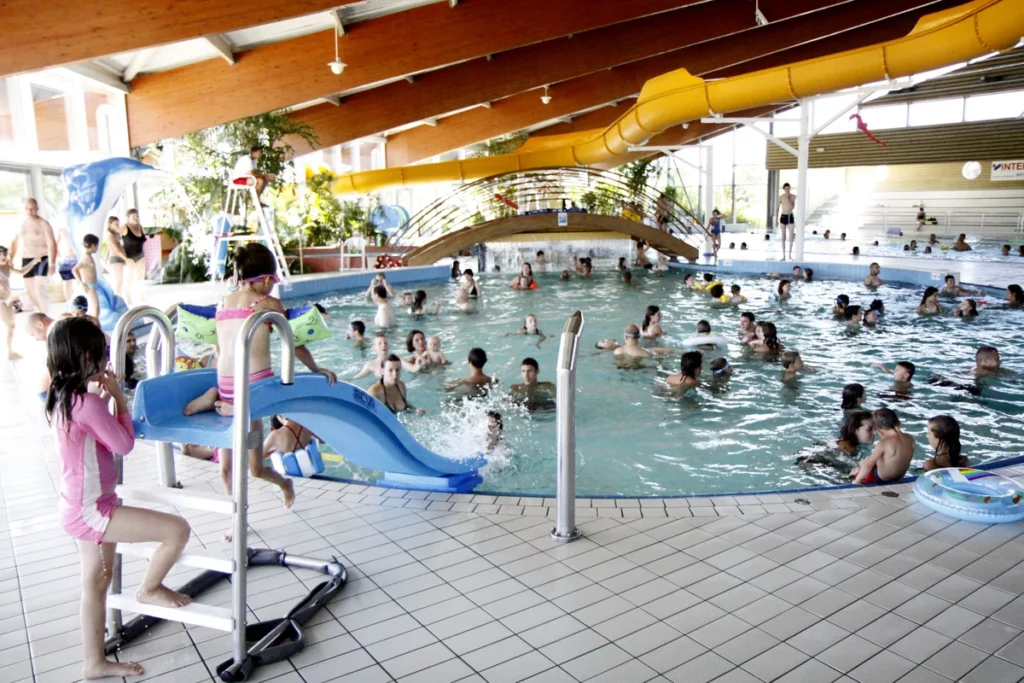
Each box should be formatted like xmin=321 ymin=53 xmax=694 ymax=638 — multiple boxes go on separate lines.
xmin=402 ymin=212 xmax=699 ymax=266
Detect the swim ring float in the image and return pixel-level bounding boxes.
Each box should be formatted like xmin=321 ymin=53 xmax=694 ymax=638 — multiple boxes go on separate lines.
xmin=681 ymin=334 xmax=730 ymax=348
xmin=270 ymin=440 xmax=325 ymax=478
xmin=914 ymin=468 xmax=1024 ymax=524
xmin=512 ymin=282 xmax=538 ymax=290
xmin=694 ymin=281 xmax=723 ymax=292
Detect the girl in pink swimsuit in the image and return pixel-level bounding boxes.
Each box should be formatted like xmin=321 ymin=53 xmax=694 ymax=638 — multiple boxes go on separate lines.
xmin=183 ymin=244 xmax=336 ymax=514
xmin=47 ymin=317 xmax=192 ymax=680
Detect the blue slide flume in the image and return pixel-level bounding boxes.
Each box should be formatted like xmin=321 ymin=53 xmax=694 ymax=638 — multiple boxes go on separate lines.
xmin=132 ymin=370 xmax=485 ymax=492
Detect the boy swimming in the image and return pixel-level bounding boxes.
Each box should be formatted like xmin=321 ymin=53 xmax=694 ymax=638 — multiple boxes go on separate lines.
xmin=850 ymin=408 xmax=914 ymax=484
xmin=874 ymin=361 xmax=915 ymax=393
xmin=781 ymin=351 xmax=812 ymax=382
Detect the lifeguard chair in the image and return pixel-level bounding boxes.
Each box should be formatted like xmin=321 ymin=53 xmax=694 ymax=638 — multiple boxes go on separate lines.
xmin=212 ymin=175 xmax=291 ymax=282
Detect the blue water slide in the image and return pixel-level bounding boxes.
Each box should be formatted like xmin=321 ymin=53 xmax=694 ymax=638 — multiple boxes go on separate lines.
xmin=132 ymin=370 xmax=485 ymax=493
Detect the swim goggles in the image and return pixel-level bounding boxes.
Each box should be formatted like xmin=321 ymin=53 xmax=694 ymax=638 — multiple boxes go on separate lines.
xmin=713 ymin=361 xmax=731 ymax=376
xmin=625 ymin=331 xmax=641 ymax=339
xmin=240 ymin=273 xmax=280 ymax=284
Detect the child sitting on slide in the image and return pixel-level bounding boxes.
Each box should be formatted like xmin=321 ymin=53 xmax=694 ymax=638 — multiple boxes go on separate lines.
xmin=184 ymin=244 xmax=336 ymax=513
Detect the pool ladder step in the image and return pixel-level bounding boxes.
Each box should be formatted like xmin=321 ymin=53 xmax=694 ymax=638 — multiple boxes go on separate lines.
xmin=116 ymin=485 xmax=234 ymax=515
xmin=117 ymin=542 xmax=234 ymax=574
xmin=106 ymin=594 xmax=234 ymax=632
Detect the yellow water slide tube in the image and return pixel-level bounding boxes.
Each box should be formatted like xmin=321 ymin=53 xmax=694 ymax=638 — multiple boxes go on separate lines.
xmin=329 ymin=0 xmax=1023 ymax=195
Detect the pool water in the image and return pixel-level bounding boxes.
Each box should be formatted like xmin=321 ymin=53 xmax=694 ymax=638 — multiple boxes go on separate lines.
xmin=281 ymin=269 xmax=1024 ymax=497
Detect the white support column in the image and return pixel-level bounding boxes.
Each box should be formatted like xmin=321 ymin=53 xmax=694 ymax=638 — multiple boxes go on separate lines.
xmin=794 ymin=100 xmax=810 ymax=261
xmin=703 ymin=146 xmax=714 ymax=260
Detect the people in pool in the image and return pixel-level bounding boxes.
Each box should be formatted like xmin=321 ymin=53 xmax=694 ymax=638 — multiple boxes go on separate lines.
xmin=928 ymin=233 xmax=938 ymax=245
xmin=850 ymin=408 xmax=914 ymax=485
xmin=874 ymin=361 xmax=915 ymax=392
xmin=851 ymin=246 xmax=860 ymax=256
xmin=369 ymin=354 xmax=425 ymax=414
xmin=864 ymin=309 xmax=879 ymax=326
xmin=351 ymin=333 xmax=391 ymax=380
xmin=708 ymin=284 xmax=725 ymax=300
xmin=405 ymin=329 xmax=428 ymax=371
xmin=420 ymin=336 xmax=451 ymax=368
xmin=924 ymin=246 xmax=932 ymax=254
xmin=1007 ymin=284 xmax=1024 ymax=306
xmin=791 ymin=266 xmax=803 ymax=282
xmin=710 ymin=357 xmax=732 ymax=380
xmin=833 ymin=294 xmax=850 ymax=317
xmin=954 ymin=299 xmax=978 ymax=318
xmin=975 ymin=345 xmax=1001 ymax=377
xmin=508 ymin=314 xmax=547 ymax=342
xmin=372 ymin=285 xmax=397 ymax=328
xmin=941 ymin=275 xmax=962 ymax=296
xmin=864 ymin=263 xmax=883 ymax=287
xmin=739 ymin=312 xmax=756 ymax=344
xmin=641 ymin=305 xmax=664 ymax=338
xmin=684 ymin=273 xmax=697 ymax=289
xmin=560 ymin=269 xmax=571 ymax=281
xmin=446 ymin=347 xmax=498 ymax=391
xmin=952 ymin=233 xmax=971 ymax=252
xmin=345 ymin=320 xmax=367 ymax=347
xmin=511 ymin=262 xmax=535 ymax=289
xmin=409 ymin=289 xmax=440 ymax=316
xmin=667 ymin=350 xmax=702 ymax=390
xmin=614 ymin=325 xmax=676 ymax=359
xmin=511 ymin=357 xmax=556 ymax=398
xmin=868 ymin=299 xmax=884 ymax=317
xmin=796 ymin=410 xmax=874 ymax=467
xmin=365 ymin=271 xmax=395 ymax=300
xmin=923 ymin=415 xmax=968 ymax=471
xmin=842 ymin=383 xmax=866 ymax=411
xmin=72 ymin=234 xmax=100 ymax=318
xmin=46 ymin=317 xmax=193 ymax=680
xmin=747 ymin=321 xmax=782 ymax=353
xmin=844 ymin=305 xmax=863 ymax=326
xmin=400 ymin=291 xmax=414 ymax=308
xmin=0 ymin=246 xmax=42 ymax=360
xmin=1018 ymin=245 xmax=1024 ymax=257
xmin=727 ymin=284 xmax=746 ymax=304
xmin=486 ymin=411 xmax=504 ymax=451
xmin=454 ymin=285 xmax=476 ymax=313
xmin=622 ymin=270 xmax=638 ymax=287
xmin=777 ymin=280 xmax=791 ymax=301
xmin=916 ymin=286 xmax=942 ymax=315
xmin=183 ymin=244 xmax=336 ymax=514
xmin=781 ymin=351 xmax=813 ymax=382
xmin=580 ymin=259 xmax=594 ymax=277
xmin=616 ymin=257 xmax=628 ymax=272
xmin=740 ymin=243 xmax=748 ymax=250
xmin=803 ymin=268 xmax=813 ymax=282
xmin=263 ymin=415 xmax=316 ymax=458
xmin=461 ymin=269 xmax=481 ymax=299
xmin=534 ymin=250 xmax=547 ymax=272
xmin=450 ymin=260 xmax=462 ymax=279
xmin=635 ymin=240 xmax=652 ymax=269
xmin=1001 ymin=244 xmax=1012 ymax=256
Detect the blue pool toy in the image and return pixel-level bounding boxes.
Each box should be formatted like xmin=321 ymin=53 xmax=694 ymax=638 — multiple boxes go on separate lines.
xmin=270 ymin=440 xmax=324 ymax=478
xmin=914 ymin=468 xmax=1024 ymax=524
xmin=132 ymin=370 xmax=484 ymax=492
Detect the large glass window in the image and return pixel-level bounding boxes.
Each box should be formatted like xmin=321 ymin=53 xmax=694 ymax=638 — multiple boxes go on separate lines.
xmin=908 ymin=98 xmax=963 ymax=127
xmin=856 ymin=104 xmax=909 ymax=130
xmin=964 ymin=90 xmax=1024 ymax=122
xmin=32 ymin=82 xmax=70 ymax=151
xmin=0 ymin=166 xmax=31 ymax=248
xmin=0 ymin=80 xmax=15 ymax=154
xmin=41 ymin=170 xmax=66 ymax=234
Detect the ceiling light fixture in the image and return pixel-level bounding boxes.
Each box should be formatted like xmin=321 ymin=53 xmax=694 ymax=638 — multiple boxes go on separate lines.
xmin=754 ymin=0 xmax=769 ymax=26
xmin=328 ymin=23 xmax=347 ymax=74
xmin=540 ymin=86 xmax=552 ymax=105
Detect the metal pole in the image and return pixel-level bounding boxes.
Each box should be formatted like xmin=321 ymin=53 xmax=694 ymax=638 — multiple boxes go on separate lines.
xmin=703 ymin=146 xmax=714 ymax=260
xmin=552 ymin=310 xmax=584 ymax=543
xmin=107 ymin=306 xmax=176 ymax=635
xmin=794 ymin=99 xmax=810 ymax=261
xmin=231 ymin=309 xmax=295 ymax=666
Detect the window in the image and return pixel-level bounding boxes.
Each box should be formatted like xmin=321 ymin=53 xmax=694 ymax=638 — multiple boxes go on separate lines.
xmin=0 ymin=166 xmax=31 ymax=247
xmin=0 ymin=80 xmax=15 ymax=153
xmin=908 ymin=98 xmax=963 ymax=127
xmin=853 ymin=104 xmax=908 ymax=131
xmin=32 ymin=83 xmax=70 ymax=151
xmin=42 ymin=171 xmax=66 ymax=229
xmin=964 ymin=91 xmax=1024 ymax=122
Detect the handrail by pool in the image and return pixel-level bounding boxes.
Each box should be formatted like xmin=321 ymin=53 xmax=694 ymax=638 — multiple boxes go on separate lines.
xmin=552 ymin=310 xmax=584 ymax=543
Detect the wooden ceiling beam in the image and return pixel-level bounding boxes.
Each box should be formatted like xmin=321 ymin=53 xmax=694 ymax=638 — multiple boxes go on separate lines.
xmin=0 ymin=0 xmax=360 ymax=78
xmin=125 ymin=0 xmax=703 ymax=146
xmin=383 ymin=0 xmax=954 ymax=165
xmin=288 ymin=0 xmax=832 ymax=154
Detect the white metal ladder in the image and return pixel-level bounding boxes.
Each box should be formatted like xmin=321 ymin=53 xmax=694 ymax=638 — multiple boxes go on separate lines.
xmin=106 ymin=306 xmax=298 ymax=665
xmin=220 ymin=179 xmax=291 ymax=282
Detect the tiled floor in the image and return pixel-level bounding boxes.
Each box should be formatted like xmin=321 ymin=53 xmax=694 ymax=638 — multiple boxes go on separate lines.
xmin=4 ymin=368 xmax=1024 ymax=683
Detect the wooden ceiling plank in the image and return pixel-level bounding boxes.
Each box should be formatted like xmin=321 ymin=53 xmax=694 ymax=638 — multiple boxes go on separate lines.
xmin=125 ymin=0 xmax=705 ymax=145
xmin=0 ymin=0 xmax=362 ymax=78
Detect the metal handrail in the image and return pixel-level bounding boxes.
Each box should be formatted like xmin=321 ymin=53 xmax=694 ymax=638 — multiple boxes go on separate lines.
xmin=387 ymin=168 xmax=709 ymax=254
xmin=552 ymin=310 xmax=584 ymax=543
xmin=107 ymin=305 xmax=177 ymax=635
xmin=228 ymin=309 xmax=295 ymax=668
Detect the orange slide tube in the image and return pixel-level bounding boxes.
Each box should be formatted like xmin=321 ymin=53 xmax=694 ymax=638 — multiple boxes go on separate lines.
xmin=329 ymin=0 xmax=1023 ymax=195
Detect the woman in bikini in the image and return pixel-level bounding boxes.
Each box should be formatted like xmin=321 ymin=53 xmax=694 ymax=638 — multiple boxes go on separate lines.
xmin=263 ymin=415 xmax=314 ymax=457
xmin=369 ymin=355 xmax=425 ymax=414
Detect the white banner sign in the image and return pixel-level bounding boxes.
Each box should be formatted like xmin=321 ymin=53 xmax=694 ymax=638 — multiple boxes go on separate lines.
xmin=991 ymin=160 xmax=1024 ymax=181
xmin=557 ymin=212 xmax=568 ymax=227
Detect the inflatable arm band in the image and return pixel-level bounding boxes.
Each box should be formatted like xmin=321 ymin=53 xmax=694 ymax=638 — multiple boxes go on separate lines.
xmin=175 ymin=304 xmax=331 ymax=344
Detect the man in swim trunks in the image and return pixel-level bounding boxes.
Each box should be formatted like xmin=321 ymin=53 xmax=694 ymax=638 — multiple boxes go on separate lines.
xmin=851 ymin=408 xmax=914 ymax=484
xmin=613 ymin=325 xmax=676 ymax=359
xmin=776 ymin=183 xmax=796 ymax=261
xmin=511 ymin=357 xmax=555 ymax=399
xmin=864 ymin=263 xmax=883 ymax=287
xmin=10 ymin=198 xmax=56 ymax=315
xmin=54 ymin=226 xmax=79 ymax=301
